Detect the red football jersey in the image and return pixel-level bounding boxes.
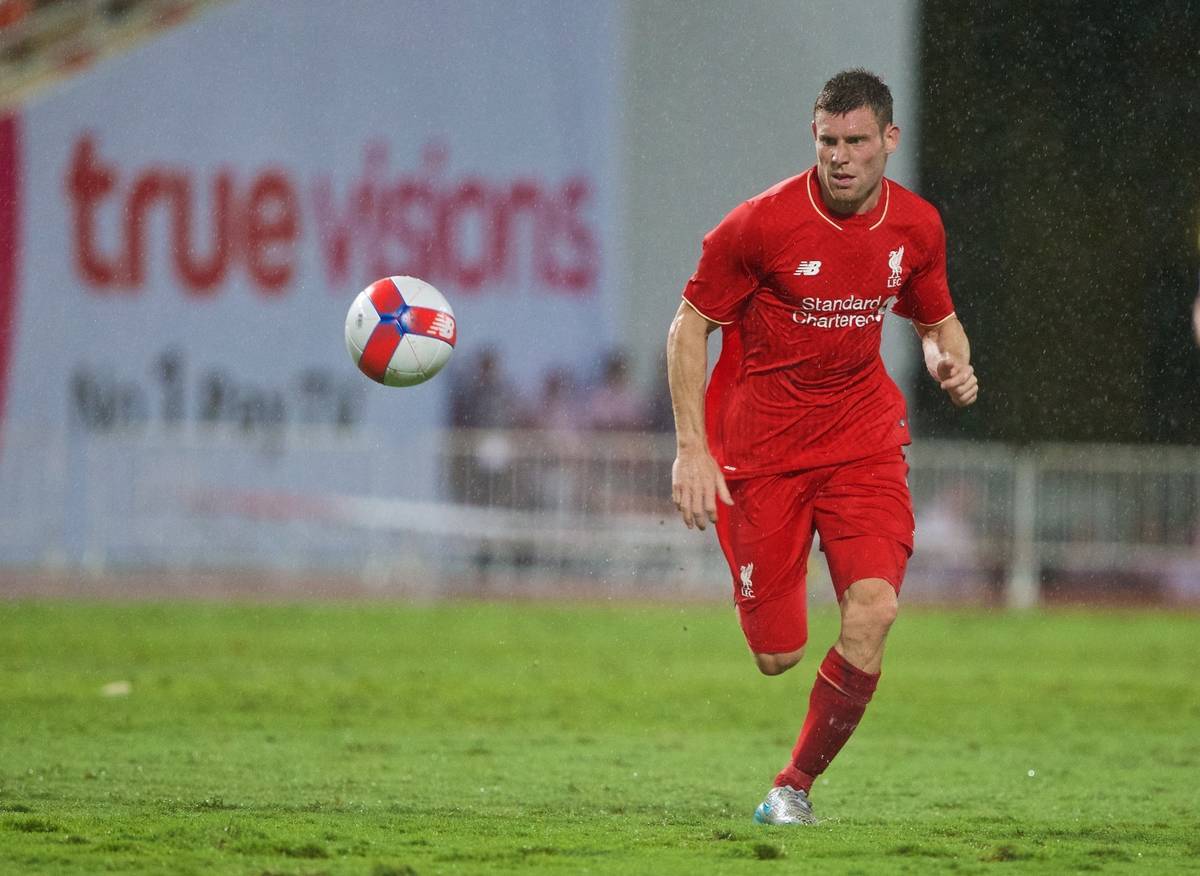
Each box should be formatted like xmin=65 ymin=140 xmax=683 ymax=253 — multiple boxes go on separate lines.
xmin=683 ymin=168 xmax=955 ymax=478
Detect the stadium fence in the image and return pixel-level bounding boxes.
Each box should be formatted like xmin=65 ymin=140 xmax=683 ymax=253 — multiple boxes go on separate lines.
xmin=1 ymin=423 xmax=1198 ymax=605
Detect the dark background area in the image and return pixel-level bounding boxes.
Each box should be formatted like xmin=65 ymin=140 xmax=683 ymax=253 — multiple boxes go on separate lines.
xmin=916 ymin=0 xmax=1200 ymax=444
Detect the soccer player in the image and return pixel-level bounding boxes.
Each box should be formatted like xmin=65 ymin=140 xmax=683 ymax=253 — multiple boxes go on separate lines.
xmin=666 ymin=69 xmax=978 ymax=825
xmin=1193 ymin=289 xmax=1200 ymax=347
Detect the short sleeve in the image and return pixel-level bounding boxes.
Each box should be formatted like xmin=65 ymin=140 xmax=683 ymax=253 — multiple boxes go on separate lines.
xmin=681 ymin=200 xmax=761 ymax=325
xmin=892 ymin=211 xmax=955 ymax=325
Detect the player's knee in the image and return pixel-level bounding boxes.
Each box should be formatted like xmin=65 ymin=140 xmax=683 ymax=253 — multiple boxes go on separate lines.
xmin=844 ymin=580 xmax=900 ymax=634
xmin=870 ymin=593 xmax=900 ymax=632
xmin=753 ymin=646 xmax=806 ymax=676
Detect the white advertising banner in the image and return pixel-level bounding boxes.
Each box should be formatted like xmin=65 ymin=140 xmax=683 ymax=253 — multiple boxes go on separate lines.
xmin=0 ymin=0 xmax=622 ymax=567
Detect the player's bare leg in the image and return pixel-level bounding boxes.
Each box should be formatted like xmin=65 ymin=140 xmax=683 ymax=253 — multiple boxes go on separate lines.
xmin=752 ymin=578 xmax=896 ymax=676
xmin=753 ymin=645 xmax=806 ymax=676
xmin=758 ymin=578 xmax=898 ymax=824
xmin=834 ymin=577 xmax=899 ymax=673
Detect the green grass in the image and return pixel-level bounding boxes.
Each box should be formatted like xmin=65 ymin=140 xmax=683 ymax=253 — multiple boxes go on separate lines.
xmin=0 ymin=599 xmax=1198 ymax=874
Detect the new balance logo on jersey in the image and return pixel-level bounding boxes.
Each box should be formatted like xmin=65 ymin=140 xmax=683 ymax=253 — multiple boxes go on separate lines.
xmin=794 ymin=260 xmax=822 ymax=276
xmin=887 ymin=245 xmax=905 ymax=288
xmin=739 ymin=562 xmax=755 ymax=599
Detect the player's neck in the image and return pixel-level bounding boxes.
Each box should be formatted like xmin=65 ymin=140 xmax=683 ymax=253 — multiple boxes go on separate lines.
xmin=820 ymin=181 xmax=888 ymax=217
xmin=817 ymin=180 xmax=883 ymax=218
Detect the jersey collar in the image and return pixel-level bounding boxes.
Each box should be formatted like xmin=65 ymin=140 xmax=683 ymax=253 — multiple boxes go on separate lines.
xmin=805 ymin=167 xmax=890 ymax=232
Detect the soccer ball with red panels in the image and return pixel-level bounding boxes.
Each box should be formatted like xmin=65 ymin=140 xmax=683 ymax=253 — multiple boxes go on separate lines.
xmin=344 ymin=276 xmax=457 ymax=387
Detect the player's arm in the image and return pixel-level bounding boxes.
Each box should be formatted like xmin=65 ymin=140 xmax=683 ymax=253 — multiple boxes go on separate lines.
xmin=914 ymin=315 xmax=978 ymax=407
xmin=667 ymin=300 xmax=733 ymax=530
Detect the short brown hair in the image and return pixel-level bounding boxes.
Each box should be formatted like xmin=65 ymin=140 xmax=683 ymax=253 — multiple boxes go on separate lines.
xmin=813 ymin=69 xmax=893 ymax=128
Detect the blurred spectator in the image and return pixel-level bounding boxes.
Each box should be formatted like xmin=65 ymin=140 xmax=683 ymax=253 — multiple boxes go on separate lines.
xmin=524 ymin=366 xmax=581 ymax=434
xmin=907 ymin=479 xmax=990 ymax=602
xmin=445 ymin=346 xmax=524 ymax=512
xmin=1164 ymin=518 xmax=1200 ymax=605
xmin=584 ymin=349 xmax=646 ymax=432
xmin=0 ymin=0 xmax=30 ymax=30
xmin=1193 ymin=287 xmax=1200 ymax=347
xmin=448 ymin=346 xmax=521 ymax=430
xmin=644 ymin=351 xmax=675 ymax=434
xmin=523 ymin=366 xmax=584 ymax=513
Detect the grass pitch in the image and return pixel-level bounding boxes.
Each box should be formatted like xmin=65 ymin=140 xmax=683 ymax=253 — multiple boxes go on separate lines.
xmin=1 ymin=598 xmax=1198 ymax=874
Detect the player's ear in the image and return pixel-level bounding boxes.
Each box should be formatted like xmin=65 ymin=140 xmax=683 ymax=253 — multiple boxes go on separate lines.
xmin=884 ymin=123 xmax=900 ymax=155
xmin=811 ymin=120 xmax=818 ymax=142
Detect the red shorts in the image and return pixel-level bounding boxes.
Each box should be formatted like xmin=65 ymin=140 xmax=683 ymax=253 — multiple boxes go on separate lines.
xmin=715 ymin=447 xmax=914 ymax=655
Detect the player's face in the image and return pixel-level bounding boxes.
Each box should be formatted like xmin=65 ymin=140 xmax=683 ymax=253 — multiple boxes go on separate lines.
xmin=812 ymin=107 xmax=899 ymax=215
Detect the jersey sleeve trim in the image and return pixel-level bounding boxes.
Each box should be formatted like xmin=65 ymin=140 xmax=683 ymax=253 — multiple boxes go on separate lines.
xmin=681 ymin=295 xmax=732 ymax=326
xmin=914 ymin=311 xmax=957 ymax=329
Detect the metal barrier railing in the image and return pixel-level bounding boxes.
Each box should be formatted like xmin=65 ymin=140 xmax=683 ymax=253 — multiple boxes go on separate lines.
xmin=434 ymin=430 xmax=1200 ymax=604
xmin=2 ymin=423 xmax=1198 ymax=604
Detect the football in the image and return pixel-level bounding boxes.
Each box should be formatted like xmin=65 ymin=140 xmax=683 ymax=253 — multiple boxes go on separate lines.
xmin=344 ymin=276 xmax=457 ymax=387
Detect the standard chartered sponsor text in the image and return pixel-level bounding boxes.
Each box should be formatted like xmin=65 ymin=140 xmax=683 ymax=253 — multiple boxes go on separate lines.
xmin=792 ymin=294 xmax=890 ymax=328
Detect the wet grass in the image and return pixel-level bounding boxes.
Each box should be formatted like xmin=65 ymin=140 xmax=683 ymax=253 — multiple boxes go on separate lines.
xmin=0 ymin=598 xmax=1197 ymax=874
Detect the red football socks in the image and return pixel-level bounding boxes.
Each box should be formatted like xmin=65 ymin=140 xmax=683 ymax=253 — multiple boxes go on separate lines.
xmin=773 ymin=647 xmax=880 ymax=793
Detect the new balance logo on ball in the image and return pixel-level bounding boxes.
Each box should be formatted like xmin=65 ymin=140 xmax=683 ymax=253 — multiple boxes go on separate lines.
xmin=430 ymin=312 xmax=456 ymax=340
xmin=793 ymin=260 xmax=822 ymax=276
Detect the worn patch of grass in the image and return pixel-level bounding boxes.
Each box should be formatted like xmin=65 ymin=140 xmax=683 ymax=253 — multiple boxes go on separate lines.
xmin=0 ymin=599 xmax=1197 ymax=874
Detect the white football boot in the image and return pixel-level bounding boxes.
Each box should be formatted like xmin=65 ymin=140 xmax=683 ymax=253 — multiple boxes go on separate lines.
xmin=753 ymin=785 xmax=817 ymax=825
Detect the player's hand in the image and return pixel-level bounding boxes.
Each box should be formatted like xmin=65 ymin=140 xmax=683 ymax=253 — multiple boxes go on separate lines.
xmin=936 ymin=355 xmax=978 ymax=407
xmin=671 ymin=448 xmax=734 ymax=531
